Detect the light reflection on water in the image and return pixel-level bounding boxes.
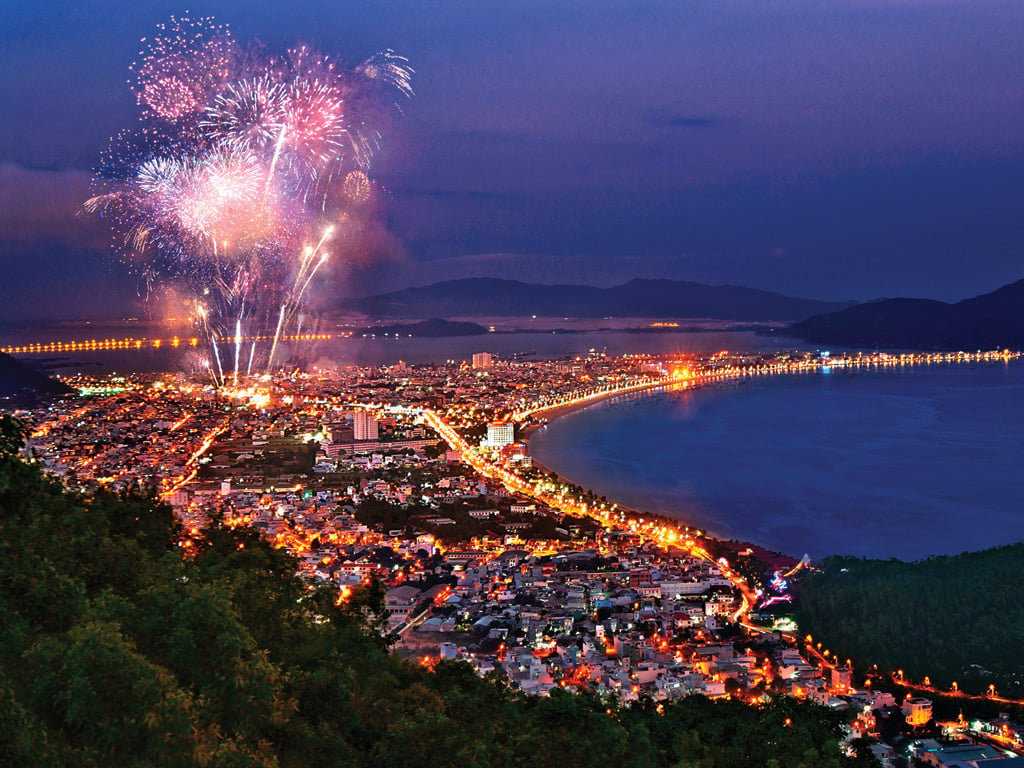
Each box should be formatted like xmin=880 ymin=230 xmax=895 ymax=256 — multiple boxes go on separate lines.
xmin=528 ymin=361 xmax=1024 ymax=561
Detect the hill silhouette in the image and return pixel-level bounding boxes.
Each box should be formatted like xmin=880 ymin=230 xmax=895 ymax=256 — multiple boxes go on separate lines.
xmin=342 ymin=278 xmax=853 ymax=322
xmin=0 ymin=352 xmax=73 ymax=405
xmin=790 ymin=278 xmax=1024 ymax=349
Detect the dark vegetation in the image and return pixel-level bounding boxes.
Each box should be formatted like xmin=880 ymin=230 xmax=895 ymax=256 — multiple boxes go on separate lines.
xmin=795 ymin=547 xmax=1024 ymax=698
xmin=354 ymin=496 xmax=604 ymax=542
xmin=0 ymin=415 xmax=873 ymax=767
xmin=789 ymin=277 xmax=1024 ymax=349
xmin=0 ymin=352 xmax=74 ymax=406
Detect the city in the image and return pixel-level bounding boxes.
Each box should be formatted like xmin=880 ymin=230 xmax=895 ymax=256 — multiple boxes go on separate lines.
xmin=9 ymin=346 xmax=1022 ymax=765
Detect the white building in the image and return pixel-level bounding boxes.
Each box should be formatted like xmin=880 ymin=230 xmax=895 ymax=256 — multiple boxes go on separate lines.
xmin=352 ymin=411 xmax=379 ymax=441
xmin=472 ymin=352 xmax=493 ymax=369
xmin=486 ymin=421 xmax=514 ymax=447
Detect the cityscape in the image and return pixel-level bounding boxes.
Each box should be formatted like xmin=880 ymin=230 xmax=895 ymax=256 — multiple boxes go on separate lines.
xmin=3 ymin=2 xmax=1024 ymax=766
xmin=4 ymin=345 xmax=1023 ymax=765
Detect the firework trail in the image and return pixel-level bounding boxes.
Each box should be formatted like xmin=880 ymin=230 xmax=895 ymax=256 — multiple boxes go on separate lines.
xmin=233 ymin=316 xmax=242 ymax=386
xmin=266 ymin=304 xmax=288 ymax=372
xmin=88 ymin=14 xmax=413 ymax=382
xmin=211 ymin=335 xmax=225 ymax=387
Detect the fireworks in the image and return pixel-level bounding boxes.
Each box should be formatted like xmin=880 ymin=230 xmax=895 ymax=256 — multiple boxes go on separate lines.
xmin=130 ymin=15 xmax=238 ymax=123
xmin=90 ymin=14 xmax=413 ymax=383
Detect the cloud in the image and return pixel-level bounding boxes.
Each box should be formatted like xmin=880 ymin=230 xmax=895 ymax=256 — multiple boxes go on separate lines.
xmin=0 ymin=162 xmax=143 ymax=321
xmin=0 ymin=239 xmax=141 ymax=322
xmin=0 ymin=162 xmax=106 ymax=248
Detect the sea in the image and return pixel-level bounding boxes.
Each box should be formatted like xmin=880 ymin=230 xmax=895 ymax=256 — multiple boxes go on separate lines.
xmin=528 ymin=360 xmax=1024 ymax=561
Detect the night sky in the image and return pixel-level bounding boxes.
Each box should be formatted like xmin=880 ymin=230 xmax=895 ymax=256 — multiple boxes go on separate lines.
xmin=2 ymin=0 xmax=1024 ymax=321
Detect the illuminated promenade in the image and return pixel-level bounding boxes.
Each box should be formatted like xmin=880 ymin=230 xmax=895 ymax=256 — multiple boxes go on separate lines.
xmin=421 ymin=406 xmax=762 ymax=624
xmin=511 ymin=348 xmax=1019 ymax=425
xmin=21 ymin=344 xmax=1022 ymax=706
xmin=427 ymin=346 xmax=1021 ymax=676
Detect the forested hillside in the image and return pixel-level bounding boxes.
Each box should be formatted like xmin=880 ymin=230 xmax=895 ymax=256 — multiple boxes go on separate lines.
xmin=0 ymin=415 xmax=873 ymax=767
xmin=795 ymin=548 xmax=1024 ymax=697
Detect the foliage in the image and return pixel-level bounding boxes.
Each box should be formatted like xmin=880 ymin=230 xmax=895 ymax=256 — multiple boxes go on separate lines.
xmin=0 ymin=414 xmax=869 ymax=766
xmin=795 ymin=548 xmax=1024 ymax=697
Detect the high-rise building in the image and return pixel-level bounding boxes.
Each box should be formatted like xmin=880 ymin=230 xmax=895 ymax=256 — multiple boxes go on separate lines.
xmin=486 ymin=421 xmax=514 ymax=447
xmin=472 ymin=352 xmax=493 ymax=369
xmin=353 ymin=411 xmax=379 ymax=441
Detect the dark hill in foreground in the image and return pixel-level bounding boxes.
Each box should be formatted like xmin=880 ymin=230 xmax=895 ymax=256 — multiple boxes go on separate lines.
xmin=789 ymin=278 xmax=1024 ymax=349
xmin=0 ymin=352 xmax=74 ymax=406
xmin=342 ymin=278 xmax=854 ymax=322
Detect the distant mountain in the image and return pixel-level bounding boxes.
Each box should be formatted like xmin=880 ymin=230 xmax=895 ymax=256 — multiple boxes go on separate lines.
xmin=353 ymin=318 xmax=489 ymax=337
xmin=0 ymin=352 xmax=74 ymax=406
xmin=341 ymin=278 xmax=854 ymax=322
xmin=789 ymin=279 xmax=1024 ymax=350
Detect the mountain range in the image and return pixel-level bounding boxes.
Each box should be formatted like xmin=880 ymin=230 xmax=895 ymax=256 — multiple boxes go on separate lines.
xmin=789 ymin=278 xmax=1024 ymax=350
xmin=341 ymin=278 xmax=853 ymax=322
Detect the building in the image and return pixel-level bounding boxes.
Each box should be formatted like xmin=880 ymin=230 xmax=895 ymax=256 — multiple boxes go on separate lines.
xmin=472 ymin=352 xmax=493 ymax=369
xmin=902 ymin=697 xmax=934 ymax=727
xmin=487 ymin=421 xmax=514 ymax=447
xmin=910 ymin=739 xmax=1005 ymax=767
xmin=829 ymin=666 xmax=852 ymax=693
xmin=353 ymin=411 xmax=379 ymax=441
xmin=385 ymin=585 xmax=423 ymax=630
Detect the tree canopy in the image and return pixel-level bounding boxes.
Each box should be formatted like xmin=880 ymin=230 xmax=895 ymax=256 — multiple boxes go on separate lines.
xmin=796 ymin=549 xmax=1024 ymax=698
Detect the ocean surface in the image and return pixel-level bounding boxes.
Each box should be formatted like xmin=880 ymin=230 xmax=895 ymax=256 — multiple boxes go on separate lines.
xmin=528 ymin=361 xmax=1024 ymax=561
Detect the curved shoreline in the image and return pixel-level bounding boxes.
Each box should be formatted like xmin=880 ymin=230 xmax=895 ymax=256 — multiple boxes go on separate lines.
xmin=519 ymin=378 xmax=698 ymax=442
xmin=521 ymin=378 xmax=723 ymax=537
xmin=522 ymin=389 xmax=800 ymax=570
xmin=520 ymin=354 xmax=1024 ymax=561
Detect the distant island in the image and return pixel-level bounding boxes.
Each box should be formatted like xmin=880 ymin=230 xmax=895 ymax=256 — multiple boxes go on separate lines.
xmin=789 ymin=278 xmax=1024 ymax=350
xmin=341 ymin=277 xmax=854 ymax=322
xmin=0 ymin=352 xmax=73 ymax=406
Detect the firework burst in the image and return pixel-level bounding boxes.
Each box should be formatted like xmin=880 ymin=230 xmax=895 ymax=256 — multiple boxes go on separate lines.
xmin=130 ymin=15 xmax=238 ymax=123
xmin=90 ymin=15 xmax=413 ymax=384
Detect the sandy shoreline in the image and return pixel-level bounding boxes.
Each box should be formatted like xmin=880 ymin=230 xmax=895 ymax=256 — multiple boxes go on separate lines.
xmin=519 ymin=378 xmax=694 ymax=441
xmin=519 ymin=377 xmax=800 ymax=568
xmin=519 ymin=378 xmax=699 ymax=500
xmin=519 ymin=385 xmax=680 ymax=523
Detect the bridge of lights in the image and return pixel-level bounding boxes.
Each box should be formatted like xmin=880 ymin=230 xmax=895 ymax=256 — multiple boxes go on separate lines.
xmin=2 ymin=332 xmax=341 ymax=356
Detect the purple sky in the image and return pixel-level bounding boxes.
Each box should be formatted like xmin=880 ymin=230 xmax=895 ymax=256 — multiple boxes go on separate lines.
xmin=2 ymin=0 xmax=1024 ymax=320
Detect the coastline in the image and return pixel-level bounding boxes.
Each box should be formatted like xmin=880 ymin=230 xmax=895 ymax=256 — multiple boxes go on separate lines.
xmin=520 ymin=378 xmax=800 ymax=569
xmin=519 ymin=378 xmax=696 ymax=441
xmin=519 ymin=356 xmax=1024 ymax=563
